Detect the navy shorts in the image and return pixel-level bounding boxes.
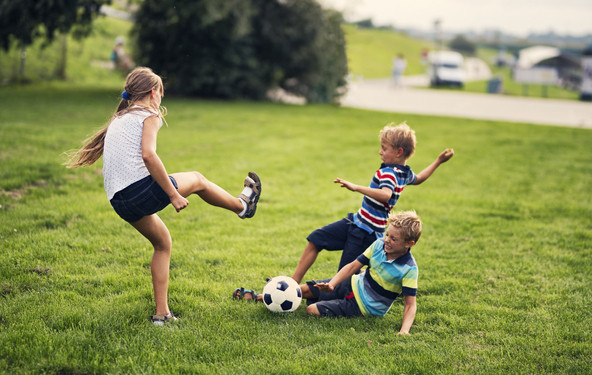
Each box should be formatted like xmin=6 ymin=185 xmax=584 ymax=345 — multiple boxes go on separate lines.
xmin=307 ymin=213 xmax=377 ymax=270
xmin=109 ymin=175 xmax=178 ymax=223
xmin=306 ymin=278 xmax=363 ymax=317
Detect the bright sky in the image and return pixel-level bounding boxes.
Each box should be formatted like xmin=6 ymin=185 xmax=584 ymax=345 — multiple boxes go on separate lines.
xmin=317 ymin=0 xmax=592 ymax=37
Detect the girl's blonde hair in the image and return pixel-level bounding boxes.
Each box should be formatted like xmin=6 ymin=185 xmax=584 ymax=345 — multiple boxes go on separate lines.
xmin=379 ymin=122 xmax=416 ymax=159
xmin=388 ymin=210 xmax=422 ymax=243
xmin=65 ymin=67 xmax=166 ymax=168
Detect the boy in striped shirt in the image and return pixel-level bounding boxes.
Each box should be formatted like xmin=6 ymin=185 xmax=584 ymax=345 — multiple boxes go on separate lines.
xmin=291 ymin=122 xmax=453 ymax=284
xmin=305 ymin=210 xmax=423 ymax=335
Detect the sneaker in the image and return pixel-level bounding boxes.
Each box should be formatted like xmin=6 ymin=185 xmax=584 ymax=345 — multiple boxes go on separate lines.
xmin=238 ymin=172 xmax=261 ymax=219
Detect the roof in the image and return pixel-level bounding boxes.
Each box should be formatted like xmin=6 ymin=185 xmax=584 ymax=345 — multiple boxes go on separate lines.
xmin=516 ymin=46 xmax=560 ymax=69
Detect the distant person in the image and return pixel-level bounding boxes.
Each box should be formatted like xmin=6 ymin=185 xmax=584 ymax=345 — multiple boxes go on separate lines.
xmin=234 ymin=210 xmax=424 ymax=335
xmin=66 ymin=67 xmax=262 ymax=325
xmin=111 ymin=37 xmax=134 ymax=72
xmin=392 ymin=53 xmax=407 ymax=87
xmin=420 ymin=48 xmax=429 ymax=65
xmin=285 ymin=122 xmax=453 ymax=285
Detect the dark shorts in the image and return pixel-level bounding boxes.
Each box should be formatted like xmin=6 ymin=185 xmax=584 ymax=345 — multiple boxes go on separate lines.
xmin=307 ymin=213 xmax=377 ymax=270
xmin=306 ymin=278 xmax=363 ymax=317
xmin=109 ymin=175 xmax=178 ymax=223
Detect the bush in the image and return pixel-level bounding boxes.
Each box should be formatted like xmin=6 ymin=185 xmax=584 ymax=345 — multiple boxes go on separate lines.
xmin=133 ymin=0 xmax=348 ymax=103
xmin=449 ymin=34 xmax=476 ymax=55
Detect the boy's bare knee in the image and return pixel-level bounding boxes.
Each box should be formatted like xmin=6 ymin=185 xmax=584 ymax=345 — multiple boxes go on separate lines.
xmin=306 ymin=304 xmax=321 ymax=316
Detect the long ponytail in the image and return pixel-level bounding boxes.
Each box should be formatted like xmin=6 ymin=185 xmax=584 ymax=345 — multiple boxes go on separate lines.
xmin=65 ymin=67 xmax=165 ymax=168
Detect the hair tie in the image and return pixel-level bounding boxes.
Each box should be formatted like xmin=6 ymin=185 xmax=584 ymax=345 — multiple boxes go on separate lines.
xmin=121 ymin=91 xmax=131 ymax=100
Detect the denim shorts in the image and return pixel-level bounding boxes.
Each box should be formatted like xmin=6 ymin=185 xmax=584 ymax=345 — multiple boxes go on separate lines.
xmin=109 ymin=175 xmax=178 ymax=223
xmin=305 ymin=278 xmax=363 ymax=317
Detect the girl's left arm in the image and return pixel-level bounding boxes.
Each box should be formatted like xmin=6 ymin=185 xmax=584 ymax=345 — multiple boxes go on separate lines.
xmin=142 ymin=116 xmax=188 ymax=212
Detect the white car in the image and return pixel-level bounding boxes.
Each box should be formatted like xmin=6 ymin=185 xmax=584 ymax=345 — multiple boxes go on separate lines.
xmin=428 ymin=51 xmax=466 ymax=88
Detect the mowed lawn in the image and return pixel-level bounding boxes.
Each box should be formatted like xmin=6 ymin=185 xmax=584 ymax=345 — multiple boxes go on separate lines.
xmin=0 ymin=84 xmax=591 ymax=374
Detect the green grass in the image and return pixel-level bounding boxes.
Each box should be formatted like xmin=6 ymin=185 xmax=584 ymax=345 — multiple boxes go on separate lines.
xmin=1 ymin=83 xmax=591 ymax=374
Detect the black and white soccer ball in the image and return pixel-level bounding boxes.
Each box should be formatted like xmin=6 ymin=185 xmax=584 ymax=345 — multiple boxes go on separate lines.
xmin=263 ymin=276 xmax=302 ymax=313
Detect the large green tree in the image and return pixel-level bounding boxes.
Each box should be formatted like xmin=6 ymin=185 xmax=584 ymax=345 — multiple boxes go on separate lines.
xmin=0 ymin=0 xmax=110 ymax=50
xmin=133 ymin=0 xmax=348 ymax=103
xmin=0 ymin=0 xmax=109 ymax=80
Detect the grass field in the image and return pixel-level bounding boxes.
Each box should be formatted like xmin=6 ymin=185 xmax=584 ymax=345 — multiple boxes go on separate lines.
xmin=1 ymin=81 xmax=591 ymax=374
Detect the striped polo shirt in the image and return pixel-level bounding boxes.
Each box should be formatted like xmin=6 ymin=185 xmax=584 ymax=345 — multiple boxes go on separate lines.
xmin=351 ymin=239 xmax=418 ymax=316
xmin=353 ymin=163 xmax=416 ymax=236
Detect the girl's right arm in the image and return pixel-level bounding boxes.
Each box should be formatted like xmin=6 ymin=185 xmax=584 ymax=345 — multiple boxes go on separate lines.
xmin=141 ymin=116 xmax=188 ymax=212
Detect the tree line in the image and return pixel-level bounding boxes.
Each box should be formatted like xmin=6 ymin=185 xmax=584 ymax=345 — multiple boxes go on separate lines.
xmin=0 ymin=0 xmax=348 ymax=103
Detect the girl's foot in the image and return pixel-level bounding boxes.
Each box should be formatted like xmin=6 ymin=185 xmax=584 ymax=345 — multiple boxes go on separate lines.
xmin=238 ymin=172 xmax=261 ymax=219
xmin=152 ymin=312 xmax=177 ymax=326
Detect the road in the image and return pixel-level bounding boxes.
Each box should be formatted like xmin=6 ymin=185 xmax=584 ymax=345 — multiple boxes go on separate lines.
xmin=340 ymin=78 xmax=592 ymax=129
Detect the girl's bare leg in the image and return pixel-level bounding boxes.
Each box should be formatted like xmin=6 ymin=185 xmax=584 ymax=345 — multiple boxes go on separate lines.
xmin=171 ymin=171 xmax=243 ymax=214
xmin=131 ymin=214 xmax=172 ymax=316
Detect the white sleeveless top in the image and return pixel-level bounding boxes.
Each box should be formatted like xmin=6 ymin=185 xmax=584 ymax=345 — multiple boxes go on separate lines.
xmin=103 ymin=108 xmax=162 ymax=200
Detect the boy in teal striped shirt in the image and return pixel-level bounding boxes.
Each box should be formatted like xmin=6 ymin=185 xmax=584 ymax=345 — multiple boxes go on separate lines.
xmin=306 ymin=210 xmax=422 ymax=335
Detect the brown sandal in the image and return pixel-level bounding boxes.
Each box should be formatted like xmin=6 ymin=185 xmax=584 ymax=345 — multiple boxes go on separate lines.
xmin=152 ymin=312 xmax=177 ymax=326
xmin=238 ymin=172 xmax=261 ymax=219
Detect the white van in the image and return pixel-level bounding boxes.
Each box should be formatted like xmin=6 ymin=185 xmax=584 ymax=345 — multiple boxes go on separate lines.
xmin=428 ymin=51 xmax=466 ymax=87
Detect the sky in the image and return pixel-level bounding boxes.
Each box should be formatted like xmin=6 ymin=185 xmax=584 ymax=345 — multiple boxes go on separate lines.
xmin=317 ymin=0 xmax=592 ymax=37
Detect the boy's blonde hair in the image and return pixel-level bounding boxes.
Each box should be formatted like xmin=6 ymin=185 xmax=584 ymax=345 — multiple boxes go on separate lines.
xmin=388 ymin=210 xmax=422 ymax=243
xmin=66 ymin=67 xmax=166 ymax=168
xmin=379 ymin=122 xmax=416 ymax=159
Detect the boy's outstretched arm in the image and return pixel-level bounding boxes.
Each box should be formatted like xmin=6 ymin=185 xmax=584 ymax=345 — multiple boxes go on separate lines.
xmin=334 ymin=178 xmax=393 ymax=204
xmin=399 ymin=295 xmax=417 ymax=335
xmin=414 ymin=148 xmax=454 ymax=185
xmin=315 ymin=260 xmax=363 ymax=292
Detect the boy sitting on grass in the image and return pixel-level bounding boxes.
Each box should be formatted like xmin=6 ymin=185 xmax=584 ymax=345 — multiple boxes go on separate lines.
xmin=234 ymin=210 xmax=422 ymax=335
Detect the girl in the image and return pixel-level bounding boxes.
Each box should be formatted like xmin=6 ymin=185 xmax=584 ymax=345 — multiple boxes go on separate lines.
xmin=67 ymin=67 xmax=261 ymax=325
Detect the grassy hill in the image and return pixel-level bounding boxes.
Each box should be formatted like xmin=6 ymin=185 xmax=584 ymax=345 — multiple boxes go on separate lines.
xmin=343 ymin=24 xmax=433 ymax=79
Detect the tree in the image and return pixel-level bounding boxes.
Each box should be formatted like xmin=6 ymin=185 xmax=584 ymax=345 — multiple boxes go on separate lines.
xmin=133 ymin=0 xmax=348 ymax=103
xmin=0 ymin=0 xmax=110 ymax=79
xmin=449 ymin=34 xmax=476 ymax=56
xmin=0 ymin=0 xmax=109 ymax=50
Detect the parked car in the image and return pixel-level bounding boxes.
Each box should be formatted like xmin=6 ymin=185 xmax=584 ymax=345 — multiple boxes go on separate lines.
xmin=428 ymin=51 xmax=466 ymax=88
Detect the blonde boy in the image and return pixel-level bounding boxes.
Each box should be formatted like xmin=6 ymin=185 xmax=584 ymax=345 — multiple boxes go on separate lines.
xmin=307 ymin=210 xmax=423 ymax=334
xmin=291 ymin=122 xmax=453 ymax=284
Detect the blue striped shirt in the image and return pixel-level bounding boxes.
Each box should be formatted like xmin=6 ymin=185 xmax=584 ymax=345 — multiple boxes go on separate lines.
xmin=353 ymin=163 xmax=416 ymax=236
xmin=351 ymin=239 xmax=418 ymax=316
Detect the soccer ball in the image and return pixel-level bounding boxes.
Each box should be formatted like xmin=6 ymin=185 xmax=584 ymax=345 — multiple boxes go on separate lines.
xmin=262 ymin=276 xmax=302 ymax=313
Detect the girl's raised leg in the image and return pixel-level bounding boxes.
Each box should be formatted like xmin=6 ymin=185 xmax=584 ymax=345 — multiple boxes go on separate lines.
xmin=172 ymin=171 xmax=244 ymax=213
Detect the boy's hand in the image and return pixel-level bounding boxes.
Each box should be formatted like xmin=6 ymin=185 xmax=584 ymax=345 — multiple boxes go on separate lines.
xmin=334 ymin=178 xmax=357 ymax=192
xmin=437 ymin=148 xmax=454 ymax=163
xmin=314 ymin=282 xmax=334 ymax=292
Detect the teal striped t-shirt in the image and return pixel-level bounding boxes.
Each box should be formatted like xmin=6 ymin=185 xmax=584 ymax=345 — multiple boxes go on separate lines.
xmin=351 ymin=239 xmax=418 ymax=316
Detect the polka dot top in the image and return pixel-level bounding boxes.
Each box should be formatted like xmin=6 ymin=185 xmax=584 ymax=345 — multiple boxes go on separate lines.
xmin=103 ymin=108 xmax=162 ymax=200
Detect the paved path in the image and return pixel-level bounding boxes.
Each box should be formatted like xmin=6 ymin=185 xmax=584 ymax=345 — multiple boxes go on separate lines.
xmin=340 ymin=78 xmax=592 ymax=129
